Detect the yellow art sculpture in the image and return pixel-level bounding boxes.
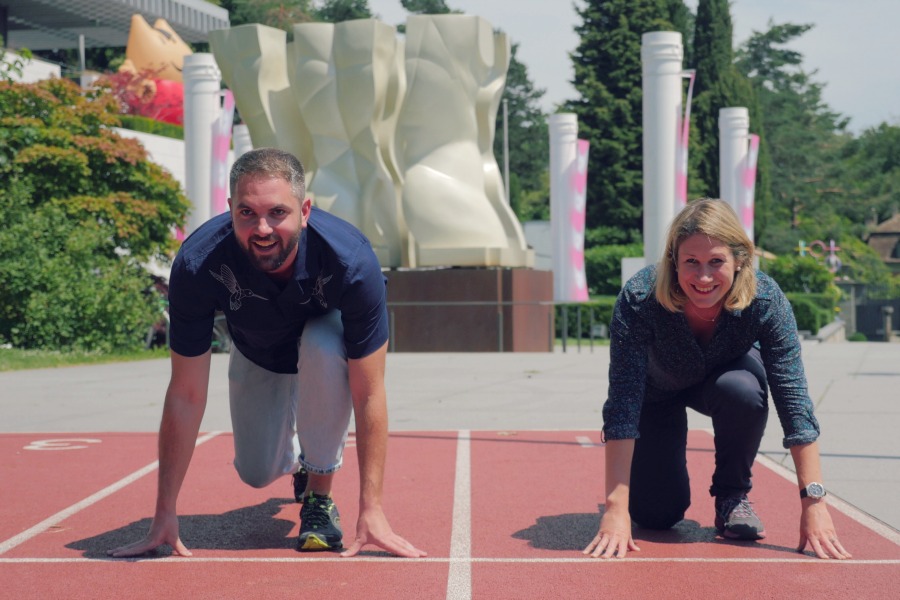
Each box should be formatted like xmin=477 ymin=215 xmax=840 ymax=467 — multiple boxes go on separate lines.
xmin=209 ymin=15 xmax=532 ymax=269
xmin=118 ymin=14 xmax=193 ymax=124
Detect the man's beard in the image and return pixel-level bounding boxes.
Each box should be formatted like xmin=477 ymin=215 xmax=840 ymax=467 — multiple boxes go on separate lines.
xmin=240 ymin=230 xmax=301 ymax=274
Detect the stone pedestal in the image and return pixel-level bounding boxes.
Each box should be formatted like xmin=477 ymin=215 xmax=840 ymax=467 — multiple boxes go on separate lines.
xmin=386 ymin=268 xmax=553 ymax=352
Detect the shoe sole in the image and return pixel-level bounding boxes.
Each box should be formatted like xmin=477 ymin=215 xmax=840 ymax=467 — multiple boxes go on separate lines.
xmin=717 ymin=524 xmax=766 ymax=540
xmin=298 ymin=534 xmax=342 ymax=551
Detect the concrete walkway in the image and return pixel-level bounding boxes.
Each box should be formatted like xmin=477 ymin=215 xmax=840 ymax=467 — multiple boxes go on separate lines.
xmin=2 ymin=340 xmax=898 ymax=531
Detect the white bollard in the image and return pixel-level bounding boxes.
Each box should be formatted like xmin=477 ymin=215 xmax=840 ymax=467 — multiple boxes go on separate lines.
xmin=549 ymin=113 xmax=579 ymax=302
xmin=183 ymin=53 xmax=222 ymax=235
xmin=232 ymin=124 xmax=253 ymax=159
xmin=719 ymin=107 xmax=750 ymax=214
xmin=641 ymin=32 xmax=684 ymax=266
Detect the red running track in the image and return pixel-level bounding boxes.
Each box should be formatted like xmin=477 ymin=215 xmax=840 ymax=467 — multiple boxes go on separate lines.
xmin=0 ymin=430 xmax=898 ymax=599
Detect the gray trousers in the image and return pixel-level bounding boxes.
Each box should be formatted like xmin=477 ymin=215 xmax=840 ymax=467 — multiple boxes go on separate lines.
xmin=227 ymin=311 xmax=352 ymax=488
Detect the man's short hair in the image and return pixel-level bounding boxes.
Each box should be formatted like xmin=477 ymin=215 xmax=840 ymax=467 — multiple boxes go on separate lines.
xmin=229 ymin=148 xmax=306 ymax=201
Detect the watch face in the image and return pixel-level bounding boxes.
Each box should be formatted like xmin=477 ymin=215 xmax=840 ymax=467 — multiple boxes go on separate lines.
xmin=807 ymin=482 xmax=826 ymax=498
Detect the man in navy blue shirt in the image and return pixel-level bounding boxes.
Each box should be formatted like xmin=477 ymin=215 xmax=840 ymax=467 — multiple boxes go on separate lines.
xmin=109 ymin=148 xmax=425 ymax=558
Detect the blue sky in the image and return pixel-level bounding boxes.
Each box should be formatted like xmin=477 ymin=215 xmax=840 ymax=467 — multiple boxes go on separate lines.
xmin=368 ymin=0 xmax=898 ymax=134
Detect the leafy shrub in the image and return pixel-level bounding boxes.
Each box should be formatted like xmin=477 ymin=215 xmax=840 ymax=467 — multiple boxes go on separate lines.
xmin=785 ymin=293 xmax=835 ymax=335
xmin=585 ymin=244 xmax=644 ymax=295
xmin=118 ymin=114 xmax=184 ymax=140
xmin=0 ymin=78 xmax=189 ymax=351
xmin=764 ymin=254 xmax=836 ymax=294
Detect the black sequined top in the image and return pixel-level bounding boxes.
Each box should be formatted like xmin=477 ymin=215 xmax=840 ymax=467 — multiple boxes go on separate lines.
xmin=602 ymin=266 xmax=820 ymax=448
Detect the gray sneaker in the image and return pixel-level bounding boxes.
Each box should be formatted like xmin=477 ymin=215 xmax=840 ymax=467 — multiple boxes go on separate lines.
xmin=715 ymin=495 xmax=766 ymax=540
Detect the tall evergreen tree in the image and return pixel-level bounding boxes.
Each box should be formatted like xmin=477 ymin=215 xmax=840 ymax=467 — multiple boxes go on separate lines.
xmin=689 ymin=0 xmax=759 ymax=202
xmin=735 ymin=22 xmax=845 ymax=252
xmin=565 ymin=0 xmax=677 ymax=245
xmin=494 ymin=43 xmax=549 ymax=221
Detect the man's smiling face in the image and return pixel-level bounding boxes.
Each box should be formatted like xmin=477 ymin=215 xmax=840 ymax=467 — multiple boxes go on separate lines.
xmin=228 ymin=175 xmax=311 ymax=280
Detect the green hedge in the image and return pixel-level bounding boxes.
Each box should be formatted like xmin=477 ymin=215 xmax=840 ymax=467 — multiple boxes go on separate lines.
xmin=585 ymin=244 xmax=644 ymax=295
xmin=118 ymin=114 xmax=184 ymax=140
xmin=786 ymin=292 xmax=837 ymax=335
xmin=556 ymin=293 xmax=837 ymax=338
xmin=555 ymin=297 xmax=617 ymax=338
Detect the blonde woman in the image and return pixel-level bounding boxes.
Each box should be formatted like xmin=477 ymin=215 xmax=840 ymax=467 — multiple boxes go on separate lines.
xmin=584 ymin=199 xmax=850 ymax=560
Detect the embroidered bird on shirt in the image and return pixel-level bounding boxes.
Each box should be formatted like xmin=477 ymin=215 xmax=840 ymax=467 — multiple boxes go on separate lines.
xmin=209 ymin=264 xmax=267 ymax=310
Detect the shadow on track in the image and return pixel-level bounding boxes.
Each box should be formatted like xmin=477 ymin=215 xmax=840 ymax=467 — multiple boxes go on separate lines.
xmin=66 ymin=498 xmax=297 ymax=558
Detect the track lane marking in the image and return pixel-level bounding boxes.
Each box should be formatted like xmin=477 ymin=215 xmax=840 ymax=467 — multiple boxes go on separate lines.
xmin=0 ymin=432 xmax=222 ymax=556
xmin=1 ymin=557 xmax=897 ymax=564
xmin=446 ymin=429 xmax=471 ymax=600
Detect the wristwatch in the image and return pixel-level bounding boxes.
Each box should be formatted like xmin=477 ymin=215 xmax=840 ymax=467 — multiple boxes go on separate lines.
xmin=800 ymin=482 xmax=827 ymax=499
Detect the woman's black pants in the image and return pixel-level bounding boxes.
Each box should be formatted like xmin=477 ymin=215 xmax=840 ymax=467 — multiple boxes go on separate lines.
xmin=628 ymin=348 xmax=769 ymax=529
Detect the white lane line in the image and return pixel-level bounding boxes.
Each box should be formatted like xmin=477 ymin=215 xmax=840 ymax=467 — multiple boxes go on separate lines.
xmin=575 ymin=436 xmax=597 ymax=448
xmin=756 ymin=453 xmax=900 ymax=547
xmin=1 ymin=557 xmax=896 ymax=565
xmin=0 ymin=431 xmax=222 ymax=556
xmin=446 ymin=430 xmax=471 ymax=600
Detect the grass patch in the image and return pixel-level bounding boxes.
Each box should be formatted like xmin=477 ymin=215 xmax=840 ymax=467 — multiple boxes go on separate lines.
xmin=0 ymin=347 xmax=169 ymax=372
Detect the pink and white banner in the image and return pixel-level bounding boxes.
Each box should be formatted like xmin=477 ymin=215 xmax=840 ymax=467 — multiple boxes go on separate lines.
xmin=566 ymin=139 xmax=590 ymax=302
xmin=675 ymin=70 xmax=696 ymax=211
xmin=740 ymin=134 xmax=759 ymax=242
xmin=210 ymin=89 xmax=235 ymax=216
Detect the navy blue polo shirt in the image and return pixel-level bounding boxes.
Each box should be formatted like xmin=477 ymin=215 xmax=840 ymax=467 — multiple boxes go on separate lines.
xmin=168 ymin=207 xmax=388 ymax=373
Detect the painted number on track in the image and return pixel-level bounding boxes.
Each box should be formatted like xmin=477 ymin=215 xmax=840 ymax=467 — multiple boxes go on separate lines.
xmin=24 ymin=438 xmax=102 ymax=451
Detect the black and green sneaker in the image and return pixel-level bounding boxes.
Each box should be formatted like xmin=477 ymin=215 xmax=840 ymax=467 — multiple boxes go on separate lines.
xmin=292 ymin=468 xmax=308 ymax=503
xmin=297 ymin=492 xmax=343 ymax=551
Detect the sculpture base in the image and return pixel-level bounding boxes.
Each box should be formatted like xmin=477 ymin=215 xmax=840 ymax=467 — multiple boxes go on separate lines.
xmin=385 ymin=268 xmax=553 ymax=352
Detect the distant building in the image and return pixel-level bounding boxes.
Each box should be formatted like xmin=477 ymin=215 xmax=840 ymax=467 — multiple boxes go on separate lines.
xmin=866 ymin=213 xmax=900 ymax=275
xmin=1 ymin=0 xmax=228 ymax=51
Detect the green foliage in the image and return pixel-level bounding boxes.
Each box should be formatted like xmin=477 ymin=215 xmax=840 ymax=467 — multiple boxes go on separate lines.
xmin=0 ymin=78 xmax=189 ymax=351
xmin=220 ymin=0 xmax=315 ymax=32
xmin=734 ymin=22 xmax=845 ymax=252
xmin=689 ymin=0 xmax=761 ymax=202
xmin=565 ymin=0 xmax=676 ymax=246
xmin=515 ymin=171 xmax=550 ymax=221
xmin=118 ymin=114 xmax=185 ymax=140
xmin=314 ymin=0 xmax=373 ymax=22
xmin=847 ymin=331 xmax=868 ymax=342
xmin=400 ymin=0 xmax=456 ymax=14
xmin=585 ymin=244 xmax=644 ymax=295
xmin=763 ymin=254 xmax=836 ymax=294
xmin=785 ymin=293 xmax=836 ymax=335
xmin=836 ymin=237 xmax=899 ymax=298
xmin=556 ymin=297 xmax=617 ymax=339
xmin=493 ymin=43 xmax=549 ymax=222
xmin=828 ymin=123 xmax=900 ymax=230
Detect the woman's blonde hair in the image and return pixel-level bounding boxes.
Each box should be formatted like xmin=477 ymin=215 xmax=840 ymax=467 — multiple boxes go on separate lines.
xmin=655 ymin=198 xmax=756 ymax=313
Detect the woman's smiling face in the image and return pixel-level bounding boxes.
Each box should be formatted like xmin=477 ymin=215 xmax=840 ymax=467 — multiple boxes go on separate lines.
xmin=676 ymin=233 xmax=738 ymax=311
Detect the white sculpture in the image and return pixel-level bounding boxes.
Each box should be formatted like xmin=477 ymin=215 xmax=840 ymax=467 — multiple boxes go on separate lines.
xmin=209 ymin=16 xmax=532 ymax=269
xmin=398 ymin=15 xmax=530 ymax=267
xmin=287 ymin=20 xmax=410 ymax=267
